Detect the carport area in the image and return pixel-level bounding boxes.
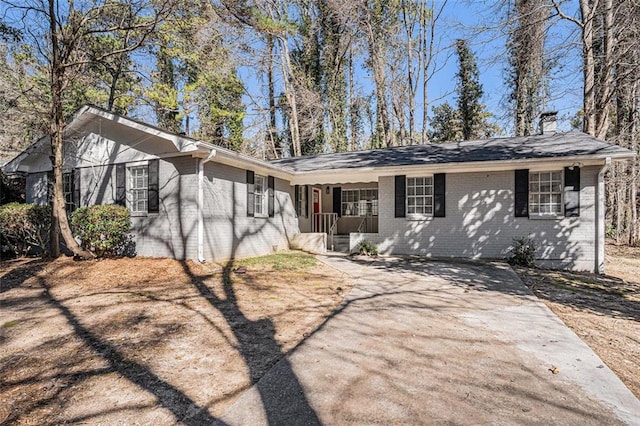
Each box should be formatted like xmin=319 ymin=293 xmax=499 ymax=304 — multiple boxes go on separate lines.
xmin=219 ymin=256 xmax=640 ymax=425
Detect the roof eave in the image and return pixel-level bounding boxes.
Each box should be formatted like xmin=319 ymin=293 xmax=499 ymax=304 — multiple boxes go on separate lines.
xmin=288 ymin=153 xmax=633 ymax=185
xmin=199 ymin=142 xmax=294 ymax=179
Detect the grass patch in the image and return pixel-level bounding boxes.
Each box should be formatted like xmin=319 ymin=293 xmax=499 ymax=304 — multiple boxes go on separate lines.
xmin=2 ymin=320 xmax=20 ymax=328
xmin=233 ymin=252 xmax=317 ymax=271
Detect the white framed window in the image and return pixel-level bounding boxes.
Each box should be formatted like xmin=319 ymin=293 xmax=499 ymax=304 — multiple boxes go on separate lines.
xmin=129 ymin=165 xmax=148 ymax=214
xmin=341 ymin=189 xmax=378 ymax=217
xmin=407 ymin=176 xmax=433 ymax=216
xmin=529 ymin=171 xmax=562 ymax=216
xmin=62 ymin=171 xmax=74 ymax=211
xmin=254 ymin=174 xmax=267 ymax=217
xmin=342 ymin=189 xmax=359 ymax=216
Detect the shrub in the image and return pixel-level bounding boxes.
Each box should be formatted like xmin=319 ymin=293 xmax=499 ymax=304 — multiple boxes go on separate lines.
xmin=354 ymin=240 xmax=378 ymax=256
xmin=71 ymin=204 xmax=133 ymax=257
xmin=507 ymin=236 xmax=537 ymax=267
xmin=605 ymin=224 xmax=616 ymax=239
xmin=0 ymin=203 xmax=51 ymax=257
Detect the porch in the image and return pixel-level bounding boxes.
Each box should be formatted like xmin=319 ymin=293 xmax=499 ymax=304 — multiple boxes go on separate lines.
xmin=296 ymin=183 xmax=379 ymax=252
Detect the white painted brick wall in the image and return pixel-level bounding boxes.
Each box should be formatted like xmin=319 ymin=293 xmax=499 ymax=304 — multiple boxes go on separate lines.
xmin=351 ymin=167 xmax=599 ymax=272
xmin=132 ymin=156 xmax=199 ymax=259
xmin=25 ymin=172 xmax=48 ymax=205
xmin=202 ymin=162 xmax=299 ymax=261
xmin=77 ymin=157 xmax=299 ymax=262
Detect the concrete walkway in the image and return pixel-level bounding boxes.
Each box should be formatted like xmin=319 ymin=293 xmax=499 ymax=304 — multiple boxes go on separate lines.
xmin=218 ymin=256 xmax=640 ymax=425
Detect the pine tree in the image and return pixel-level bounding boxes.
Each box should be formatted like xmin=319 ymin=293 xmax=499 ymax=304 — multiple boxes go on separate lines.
xmin=455 ymin=39 xmax=483 ymax=140
xmin=428 ymin=101 xmax=462 ymax=143
xmin=454 ymin=39 xmax=498 ymax=140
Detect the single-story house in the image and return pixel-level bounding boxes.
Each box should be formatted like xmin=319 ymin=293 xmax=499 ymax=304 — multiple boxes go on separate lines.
xmin=3 ymin=105 xmax=634 ymax=273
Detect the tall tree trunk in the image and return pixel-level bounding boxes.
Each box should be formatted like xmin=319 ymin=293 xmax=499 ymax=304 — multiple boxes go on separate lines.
xmin=402 ymin=0 xmax=415 ymax=144
xmin=509 ymin=0 xmax=549 ymax=136
xmin=266 ymin=35 xmax=279 ymax=158
xmin=362 ymin=1 xmax=391 ymax=148
xmin=277 ymin=36 xmax=301 ymax=156
xmin=348 ymin=47 xmax=357 ymax=151
xmin=594 ymin=0 xmax=614 ymax=140
xmin=49 ymin=0 xmax=60 ymax=257
xmin=421 ymin=0 xmax=435 ymax=144
xmin=371 ymin=47 xmax=391 ymax=147
xmin=579 ymin=0 xmax=598 ymax=136
xmin=48 ymin=0 xmax=94 ymax=259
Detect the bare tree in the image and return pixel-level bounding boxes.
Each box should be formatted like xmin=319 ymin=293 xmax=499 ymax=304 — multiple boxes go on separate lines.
xmin=553 ymin=0 xmax=640 ymax=245
xmin=552 ymin=0 xmax=615 ymax=139
xmin=2 ymin=0 xmax=173 ymax=257
xmin=359 ymin=0 xmax=395 ymax=148
xmin=507 ymin=0 xmax=551 ymax=136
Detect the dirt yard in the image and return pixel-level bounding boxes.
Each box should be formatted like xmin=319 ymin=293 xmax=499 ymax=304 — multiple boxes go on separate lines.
xmin=514 ymin=243 xmax=640 ymax=399
xmin=0 ymin=252 xmax=351 ymax=425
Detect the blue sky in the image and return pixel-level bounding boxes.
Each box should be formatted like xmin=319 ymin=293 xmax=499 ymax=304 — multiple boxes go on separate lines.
xmin=418 ymin=0 xmax=584 ymax=134
xmin=233 ymin=0 xmax=585 ymax=147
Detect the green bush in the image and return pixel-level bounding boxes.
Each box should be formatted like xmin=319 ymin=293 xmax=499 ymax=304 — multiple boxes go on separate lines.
xmin=0 ymin=203 xmax=51 ymax=257
xmin=71 ymin=204 xmax=133 ymax=257
xmin=354 ymin=240 xmax=378 ymax=256
xmin=507 ymin=236 xmax=537 ymax=267
xmin=605 ymin=224 xmax=616 ymax=239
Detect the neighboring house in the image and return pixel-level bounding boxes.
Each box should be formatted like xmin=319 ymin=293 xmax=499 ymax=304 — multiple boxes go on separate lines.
xmin=3 ymin=106 xmax=634 ymax=273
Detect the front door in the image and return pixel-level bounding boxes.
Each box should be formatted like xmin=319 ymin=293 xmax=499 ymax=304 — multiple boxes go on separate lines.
xmin=313 ymin=188 xmax=321 ymax=231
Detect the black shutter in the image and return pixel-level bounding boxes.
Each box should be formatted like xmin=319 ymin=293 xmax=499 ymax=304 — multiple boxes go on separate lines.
xmin=294 ymin=184 xmax=300 ymax=217
xmin=115 ymin=163 xmax=126 ymax=206
xmin=514 ymin=169 xmax=529 ymax=217
xmin=395 ymin=175 xmax=406 ymax=218
xmin=333 ymin=186 xmax=342 ymax=217
xmin=564 ymin=167 xmax=580 ymax=217
xmin=246 ymin=170 xmax=255 ymax=217
xmin=434 ymin=173 xmax=446 ymax=217
xmin=73 ymin=168 xmax=81 ymax=210
xmin=148 ymin=159 xmax=159 ymax=213
xmin=268 ymin=175 xmax=275 ymax=217
xmin=304 ymin=185 xmax=310 ymax=218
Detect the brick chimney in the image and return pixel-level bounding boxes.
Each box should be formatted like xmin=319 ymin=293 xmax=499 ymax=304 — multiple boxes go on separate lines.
xmin=539 ymin=111 xmax=558 ymax=135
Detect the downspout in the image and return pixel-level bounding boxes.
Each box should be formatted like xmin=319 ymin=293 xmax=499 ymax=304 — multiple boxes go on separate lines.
xmin=198 ymin=149 xmax=217 ymax=263
xmin=595 ymin=157 xmax=611 ymax=274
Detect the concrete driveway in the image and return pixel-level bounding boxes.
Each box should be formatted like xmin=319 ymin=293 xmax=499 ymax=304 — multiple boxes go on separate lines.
xmin=218 ymin=256 xmax=640 ymax=425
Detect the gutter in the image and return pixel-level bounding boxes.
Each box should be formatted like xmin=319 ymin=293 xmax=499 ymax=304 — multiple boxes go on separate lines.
xmin=287 ymin=153 xmax=635 ymax=185
xmin=595 ymin=157 xmax=612 ymax=273
xmin=197 ymin=149 xmax=217 ymax=263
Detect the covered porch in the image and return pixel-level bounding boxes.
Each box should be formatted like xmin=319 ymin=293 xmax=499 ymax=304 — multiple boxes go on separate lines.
xmin=295 ymin=182 xmax=379 ymax=251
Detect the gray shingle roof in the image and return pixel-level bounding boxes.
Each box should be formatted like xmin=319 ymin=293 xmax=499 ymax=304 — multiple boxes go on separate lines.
xmin=270 ymin=132 xmax=633 ymax=173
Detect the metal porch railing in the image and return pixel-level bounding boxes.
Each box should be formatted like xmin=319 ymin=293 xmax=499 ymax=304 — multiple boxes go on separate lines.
xmin=313 ymin=212 xmax=338 ymax=250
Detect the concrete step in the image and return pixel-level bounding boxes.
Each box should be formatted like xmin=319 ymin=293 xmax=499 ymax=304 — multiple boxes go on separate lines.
xmin=331 ymin=235 xmax=350 ymax=253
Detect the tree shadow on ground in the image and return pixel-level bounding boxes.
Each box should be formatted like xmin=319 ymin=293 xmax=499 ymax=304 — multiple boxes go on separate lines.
xmin=345 ymin=254 xmax=533 ymax=297
xmin=0 ymin=258 xmax=49 ymax=294
xmin=514 ymin=265 xmax=640 ymax=323
xmin=0 ymin=259 xmax=223 ymax=425
xmin=180 ymin=260 xmax=321 ymax=425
